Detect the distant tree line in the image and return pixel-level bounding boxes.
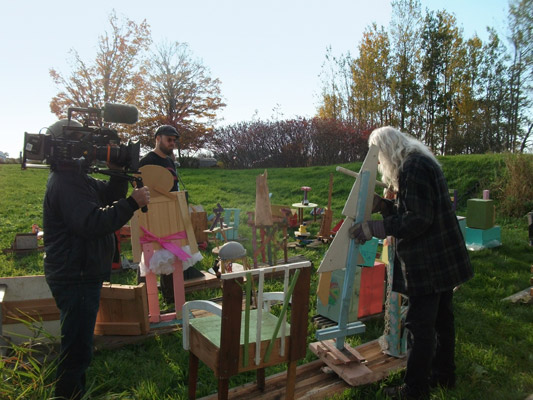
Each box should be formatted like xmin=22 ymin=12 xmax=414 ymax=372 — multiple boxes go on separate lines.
xmin=210 ymin=118 xmax=368 ymax=168
xmin=47 ymin=1 xmax=531 ymax=168
xmin=316 ymin=0 xmax=532 ymax=154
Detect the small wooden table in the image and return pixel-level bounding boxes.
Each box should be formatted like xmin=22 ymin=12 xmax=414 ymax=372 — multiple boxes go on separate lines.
xmin=292 ymin=202 xmax=318 ymax=225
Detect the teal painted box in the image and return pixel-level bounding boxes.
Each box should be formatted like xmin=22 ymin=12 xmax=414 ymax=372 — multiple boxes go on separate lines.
xmin=316 ymin=261 xmax=386 ymax=323
xmin=358 ymin=237 xmax=378 ymax=266
xmin=317 ymin=268 xmax=359 ymax=324
xmin=466 ymin=199 xmax=495 ymax=229
xmin=465 ymin=226 xmax=501 ymax=249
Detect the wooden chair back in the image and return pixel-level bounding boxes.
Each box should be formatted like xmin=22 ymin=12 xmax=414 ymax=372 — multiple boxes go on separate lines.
xmin=183 ymin=261 xmax=312 ymax=399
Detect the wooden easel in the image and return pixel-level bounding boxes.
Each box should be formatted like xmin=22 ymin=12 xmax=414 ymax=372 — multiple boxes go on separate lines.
xmin=311 ymin=146 xmax=407 ymax=385
xmin=311 ymin=145 xmax=379 ymax=377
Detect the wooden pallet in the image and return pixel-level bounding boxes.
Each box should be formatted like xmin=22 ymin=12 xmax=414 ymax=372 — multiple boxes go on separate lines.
xmin=197 ymin=339 xmax=405 ymax=399
xmin=198 ymin=359 xmax=350 ymax=400
xmin=309 ymin=339 xmax=406 ymax=387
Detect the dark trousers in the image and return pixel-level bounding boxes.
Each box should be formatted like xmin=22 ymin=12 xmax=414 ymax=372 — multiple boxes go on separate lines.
xmin=404 ymin=290 xmax=456 ymax=395
xmin=48 ymin=281 xmax=103 ymax=400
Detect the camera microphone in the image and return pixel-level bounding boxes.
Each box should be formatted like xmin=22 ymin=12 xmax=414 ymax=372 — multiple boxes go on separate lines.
xmin=103 ymin=103 xmax=139 ymax=124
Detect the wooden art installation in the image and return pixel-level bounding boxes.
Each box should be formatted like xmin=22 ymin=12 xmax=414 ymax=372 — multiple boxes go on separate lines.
xmin=130 ymin=165 xmax=200 ymax=323
xmin=205 ymin=203 xmax=234 ymax=254
xmin=249 ymin=171 xmax=289 ymax=267
xmin=310 ymin=145 xmax=407 ymax=386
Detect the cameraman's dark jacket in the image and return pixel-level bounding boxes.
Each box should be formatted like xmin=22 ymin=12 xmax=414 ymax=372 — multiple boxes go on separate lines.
xmin=43 ymin=168 xmax=137 ymax=284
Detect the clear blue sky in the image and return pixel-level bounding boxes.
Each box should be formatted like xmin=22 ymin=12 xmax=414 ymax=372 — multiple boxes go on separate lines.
xmin=0 ymin=0 xmax=508 ymax=157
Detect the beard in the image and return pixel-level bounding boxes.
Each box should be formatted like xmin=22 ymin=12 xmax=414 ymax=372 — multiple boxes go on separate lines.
xmin=159 ymin=142 xmax=174 ymax=156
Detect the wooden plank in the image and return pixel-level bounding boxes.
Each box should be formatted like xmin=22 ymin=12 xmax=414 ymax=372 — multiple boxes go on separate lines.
xmin=2 ymin=298 xmax=59 ymax=324
xmin=177 ymin=191 xmax=199 ymax=254
xmin=94 ymin=321 xmax=142 ymax=336
xmin=315 ymin=340 xmax=366 ymax=365
xmin=309 ymin=339 xmax=406 ymax=387
xmin=255 ymin=170 xmax=273 ymax=226
xmin=198 ymin=359 xmax=351 ymax=400
xmin=184 ymin=271 xmax=221 ymax=294
xmin=190 ymin=327 xmax=220 ymax=372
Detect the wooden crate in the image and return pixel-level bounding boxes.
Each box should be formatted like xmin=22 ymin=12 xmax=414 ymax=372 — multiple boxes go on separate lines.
xmin=95 ymin=283 xmax=149 ymax=336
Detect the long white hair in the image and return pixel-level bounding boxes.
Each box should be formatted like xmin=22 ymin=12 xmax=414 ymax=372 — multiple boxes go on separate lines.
xmin=368 ymin=126 xmax=440 ymax=191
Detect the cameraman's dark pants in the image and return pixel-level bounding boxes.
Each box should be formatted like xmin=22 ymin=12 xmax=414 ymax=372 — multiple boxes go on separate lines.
xmin=48 ymin=281 xmax=102 ymax=400
xmin=404 ymin=290 xmax=456 ymax=396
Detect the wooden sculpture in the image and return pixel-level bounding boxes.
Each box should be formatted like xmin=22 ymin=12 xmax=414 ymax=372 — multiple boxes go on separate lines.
xmin=130 ymin=165 xmax=199 ymax=323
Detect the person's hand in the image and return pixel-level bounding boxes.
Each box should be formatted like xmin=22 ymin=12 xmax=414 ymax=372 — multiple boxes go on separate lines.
xmin=131 ymin=186 xmax=150 ymax=208
xmin=348 ymin=220 xmax=386 ymax=244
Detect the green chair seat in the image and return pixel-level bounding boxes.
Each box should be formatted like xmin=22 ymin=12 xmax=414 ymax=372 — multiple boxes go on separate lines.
xmin=190 ymin=309 xmax=289 ymax=347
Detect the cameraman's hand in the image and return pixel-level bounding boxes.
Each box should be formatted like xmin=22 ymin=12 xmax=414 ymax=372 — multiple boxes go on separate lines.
xmin=131 ymin=187 xmax=150 ymax=208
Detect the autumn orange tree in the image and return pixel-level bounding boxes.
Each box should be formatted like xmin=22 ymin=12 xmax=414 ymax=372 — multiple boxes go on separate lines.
xmin=49 ymin=11 xmax=151 ymax=123
xmin=137 ymin=41 xmax=225 ymax=156
xmin=49 ymin=12 xmax=225 ymax=155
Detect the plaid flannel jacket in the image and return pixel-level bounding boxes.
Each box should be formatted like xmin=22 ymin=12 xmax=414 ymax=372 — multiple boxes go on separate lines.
xmin=382 ymin=153 xmax=474 ymax=296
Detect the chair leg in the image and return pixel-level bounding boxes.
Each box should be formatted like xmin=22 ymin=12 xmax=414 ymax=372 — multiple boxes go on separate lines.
xmin=188 ymin=353 xmax=199 ymax=400
xmin=257 ymin=368 xmax=265 ymax=391
xmin=285 ymin=360 xmax=298 ymax=400
xmin=218 ymin=378 xmax=229 ymax=400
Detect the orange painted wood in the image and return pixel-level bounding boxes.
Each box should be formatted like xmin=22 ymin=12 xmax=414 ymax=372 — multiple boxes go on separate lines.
xmin=358 ymin=262 xmax=386 ymax=318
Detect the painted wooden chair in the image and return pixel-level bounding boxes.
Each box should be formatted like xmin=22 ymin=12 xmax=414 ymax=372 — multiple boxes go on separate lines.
xmin=182 ymin=261 xmax=312 ymax=400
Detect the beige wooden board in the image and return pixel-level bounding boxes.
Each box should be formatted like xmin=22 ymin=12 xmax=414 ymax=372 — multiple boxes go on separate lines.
xmin=341 ymin=145 xmax=379 ymax=219
xmin=255 ymin=170 xmax=273 ymax=226
xmin=137 ymin=165 xmax=174 ymax=196
xmin=131 ymin=191 xmax=195 ymax=263
xmin=317 ymin=145 xmax=379 ymax=274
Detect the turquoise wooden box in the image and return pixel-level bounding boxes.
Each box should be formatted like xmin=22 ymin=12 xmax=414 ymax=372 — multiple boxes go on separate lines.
xmin=465 ymin=226 xmax=501 ymax=248
xmin=316 ymin=261 xmax=385 ymax=323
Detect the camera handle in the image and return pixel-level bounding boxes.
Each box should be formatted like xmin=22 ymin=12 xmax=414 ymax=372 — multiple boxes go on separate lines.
xmin=90 ymin=167 xmax=148 ymax=213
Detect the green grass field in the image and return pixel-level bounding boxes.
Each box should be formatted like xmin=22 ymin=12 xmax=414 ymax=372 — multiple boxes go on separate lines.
xmin=0 ymin=157 xmax=532 ymax=399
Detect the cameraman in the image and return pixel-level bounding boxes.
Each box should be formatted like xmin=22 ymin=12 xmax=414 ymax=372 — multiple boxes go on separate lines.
xmin=43 ymin=120 xmax=150 ymax=400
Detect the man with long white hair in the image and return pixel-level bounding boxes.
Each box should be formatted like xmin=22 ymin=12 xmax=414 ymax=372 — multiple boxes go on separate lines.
xmin=349 ymin=126 xmax=473 ymax=399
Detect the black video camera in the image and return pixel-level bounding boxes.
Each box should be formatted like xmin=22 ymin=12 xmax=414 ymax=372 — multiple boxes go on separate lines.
xmin=22 ymin=103 xmax=140 ymax=172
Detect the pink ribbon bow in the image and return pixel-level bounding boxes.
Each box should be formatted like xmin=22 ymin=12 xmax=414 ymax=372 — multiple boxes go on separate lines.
xmin=139 ymin=226 xmax=191 ymax=261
